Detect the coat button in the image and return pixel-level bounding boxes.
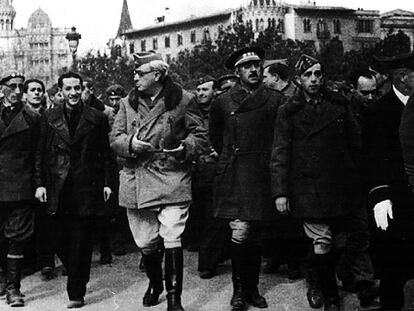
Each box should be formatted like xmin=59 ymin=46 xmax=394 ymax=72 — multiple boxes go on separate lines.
xmin=230 ymin=111 xmax=235 ymax=115
xmin=311 ymin=154 xmax=318 ymax=160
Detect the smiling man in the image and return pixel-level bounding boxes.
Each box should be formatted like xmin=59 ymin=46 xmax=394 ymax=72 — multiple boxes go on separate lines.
xmin=209 ymin=46 xmax=284 ymax=311
xmin=34 ymin=72 xmax=115 ymax=309
xmin=271 ymin=55 xmax=363 ymax=311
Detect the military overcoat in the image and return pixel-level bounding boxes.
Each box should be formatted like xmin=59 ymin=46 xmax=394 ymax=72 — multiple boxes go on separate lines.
xmin=209 ymin=84 xmax=284 ymax=221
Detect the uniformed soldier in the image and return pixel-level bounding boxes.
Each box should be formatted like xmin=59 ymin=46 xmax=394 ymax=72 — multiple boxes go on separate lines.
xmin=210 ymin=46 xmax=284 ymax=311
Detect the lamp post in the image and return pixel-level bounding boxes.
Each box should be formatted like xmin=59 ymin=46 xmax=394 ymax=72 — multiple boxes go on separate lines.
xmin=66 ymin=26 xmax=81 ymax=71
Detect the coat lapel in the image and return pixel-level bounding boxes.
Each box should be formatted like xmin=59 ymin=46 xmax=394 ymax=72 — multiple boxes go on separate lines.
xmin=136 ymin=98 xmax=167 ymax=139
xmin=72 ymin=105 xmax=98 ymax=143
xmin=48 ymin=105 xmax=71 ymax=145
xmin=308 ymin=99 xmax=342 ymax=136
xmin=233 ymin=84 xmax=270 ymax=113
xmin=0 ymin=107 xmax=30 ymax=141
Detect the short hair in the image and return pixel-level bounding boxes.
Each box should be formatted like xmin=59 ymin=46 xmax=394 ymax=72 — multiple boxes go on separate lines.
xmin=23 ymin=79 xmax=45 ymax=93
xmin=47 ymin=83 xmax=59 ymax=97
xmin=266 ymin=63 xmax=289 ymax=81
xmin=349 ymin=68 xmax=376 ymax=89
xmin=58 ymin=72 xmax=83 ymax=89
xmin=146 ymin=60 xmax=169 ymax=80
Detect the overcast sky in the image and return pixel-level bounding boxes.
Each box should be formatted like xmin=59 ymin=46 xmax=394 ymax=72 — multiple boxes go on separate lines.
xmin=12 ymin=0 xmax=414 ymax=55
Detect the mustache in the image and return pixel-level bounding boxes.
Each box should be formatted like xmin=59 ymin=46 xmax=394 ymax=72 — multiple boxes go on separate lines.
xmin=249 ymin=73 xmax=259 ymax=78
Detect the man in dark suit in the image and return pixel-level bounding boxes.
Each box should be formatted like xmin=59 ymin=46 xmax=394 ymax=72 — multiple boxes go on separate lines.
xmin=0 ymin=71 xmax=41 ymax=307
xmin=209 ymin=46 xmax=284 ymax=311
xmin=271 ymin=55 xmax=362 ymax=311
xmin=366 ymin=52 xmax=414 ymax=310
xmin=34 ymin=72 xmax=115 ymax=308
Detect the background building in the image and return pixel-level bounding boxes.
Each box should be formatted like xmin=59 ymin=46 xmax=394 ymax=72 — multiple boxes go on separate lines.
xmin=0 ymin=0 xmax=71 ymax=86
xmin=115 ymin=0 xmax=414 ymax=61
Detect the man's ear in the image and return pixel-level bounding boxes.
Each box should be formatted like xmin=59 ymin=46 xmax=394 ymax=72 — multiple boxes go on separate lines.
xmin=234 ymin=68 xmax=240 ymax=79
xmin=295 ymin=75 xmax=301 ymax=86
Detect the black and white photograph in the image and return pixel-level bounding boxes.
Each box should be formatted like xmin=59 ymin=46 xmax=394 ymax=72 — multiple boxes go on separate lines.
xmin=1 ymin=0 xmax=414 ymax=310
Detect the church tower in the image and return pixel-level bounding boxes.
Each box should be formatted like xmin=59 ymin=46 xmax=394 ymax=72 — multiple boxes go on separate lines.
xmin=117 ymin=0 xmax=133 ymax=37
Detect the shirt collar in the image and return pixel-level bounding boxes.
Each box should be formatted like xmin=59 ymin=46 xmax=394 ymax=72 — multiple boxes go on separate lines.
xmin=393 ymin=85 xmax=409 ymax=106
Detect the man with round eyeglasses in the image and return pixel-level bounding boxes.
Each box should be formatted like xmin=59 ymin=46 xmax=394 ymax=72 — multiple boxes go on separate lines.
xmin=0 ymin=71 xmax=41 ymax=307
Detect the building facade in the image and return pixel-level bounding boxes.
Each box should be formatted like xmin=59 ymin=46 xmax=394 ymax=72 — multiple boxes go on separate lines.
xmin=116 ymin=0 xmax=413 ymax=60
xmin=0 ymin=0 xmax=72 ymax=86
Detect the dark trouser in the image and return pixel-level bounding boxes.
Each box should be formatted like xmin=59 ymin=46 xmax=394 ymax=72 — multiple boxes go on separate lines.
xmin=0 ymin=201 xmax=34 ymax=259
xmin=36 ymin=205 xmax=56 ymax=268
xmin=336 ymin=203 xmax=374 ymax=286
xmin=52 ymin=214 xmax=94 ymax=301
xmin=184 ymin=185 xmax=210 ymax=248
xmin=113 ymin=206 xmax=132 ymax=248
xmin=198 ymin=217 xmax=230 ymax=272
xmin=95 ymin=215 xmax=112 ymax=257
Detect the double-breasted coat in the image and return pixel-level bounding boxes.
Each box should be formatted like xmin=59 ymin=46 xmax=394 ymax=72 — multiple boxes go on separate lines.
xmin=365 ymin=89 xmax=414 ymax=240
xmin=271 ymin=89 xmax=362 ymax=219
xmin=110 ymin=77 xmax=208 ymax=210
xmin=209 ymin=84 xmax=284 ymax=221
xmin=34 ymin=103 xmax=116 ymax=216
xmin=0 ymin=103 xmax=41 ymax=202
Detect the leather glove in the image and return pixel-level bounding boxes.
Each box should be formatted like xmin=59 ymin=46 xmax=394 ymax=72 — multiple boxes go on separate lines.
xmin=373 ymin=199 xmax=393 ymax=231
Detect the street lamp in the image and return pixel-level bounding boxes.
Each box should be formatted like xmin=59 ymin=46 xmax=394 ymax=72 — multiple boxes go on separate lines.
xmin=66 ymin=26 xmax=81 ymax=71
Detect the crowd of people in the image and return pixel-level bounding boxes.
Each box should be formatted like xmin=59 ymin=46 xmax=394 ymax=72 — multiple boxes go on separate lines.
xmin=0 ymin=45 xmax=414 ymax=311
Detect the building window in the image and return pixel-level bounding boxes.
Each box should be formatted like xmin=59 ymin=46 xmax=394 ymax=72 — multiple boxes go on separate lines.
xmin=333 ymin=19 xmax=341 ymax=34
xmin=165 ymin=36 xmax=170 ymax=48
xmin=177 ymin=33 xmax=183 ymax=46
xmin=317 ymin=19 xmax=327 ymax=33
xmin=166 ymin=54 xmax=171 ymax=63
xmin=190 ymin=30 xmax=196 ymax=43
xmin=153 ymin=38 xmax=158 ymax=50
xmin=129 ymin=42 xmax=134 ymax=54
xmin=141 ymin=40 xmax=146 ymax=52
xmin=203 ymin=28 xmax=210 ymax=42
xmin=303 ymin=18 xmax=311 ymax=33
xmin=255 ymin=19 xmax=259 ymax=32
xmin=358 ymin=20 xmax=373 ymax=33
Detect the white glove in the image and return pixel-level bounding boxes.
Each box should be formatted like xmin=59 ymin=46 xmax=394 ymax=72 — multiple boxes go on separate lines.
xmin=373 ymin=199 xmax=393 ymax=231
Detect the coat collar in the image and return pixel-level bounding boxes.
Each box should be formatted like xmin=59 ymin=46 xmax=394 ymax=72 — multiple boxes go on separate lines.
xmin=48 ymin=102 xmax=98 ymax=144
xmin=0 ymin=103 xmax=35 ymax=141
xmin=230 ymin=83 xmax=270 ymax=113
xmin=287 ymin=89 xmax=346 ymax=136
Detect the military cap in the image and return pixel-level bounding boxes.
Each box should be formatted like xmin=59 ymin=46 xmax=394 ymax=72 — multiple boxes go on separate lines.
xmin=225 ymin=46 xmax=265 ymax=70
xmin=295 ymin=54 xmax=320 ymax=75
xmin=0 ymin=70 xmax=25 ymax=85
xmin=196 ymin=75 xmax=216 ymax=87
xmin=106 ymin=84 xmax=126 ymax=97
xmin=374 ymin=52 xmax=414 ymax=71
xmin=214 ymin=74 xmax=238 ymax=89
xmin=133 ymin=51 xmax=163 ymax=68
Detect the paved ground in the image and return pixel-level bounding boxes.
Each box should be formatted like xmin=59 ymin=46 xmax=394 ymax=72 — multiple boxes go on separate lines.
xmin=6 ymin=247 xmax=414 ymax=311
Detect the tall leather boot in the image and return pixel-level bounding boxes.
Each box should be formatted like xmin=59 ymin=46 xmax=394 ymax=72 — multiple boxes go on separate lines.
xmin=244 ymin=244 xmax=267 ymax=308
xmin=6 ymin=258 xmax=24 ymax=307
xmin=142 ymin=248 xmax=164 ymax=307
xmin=165 ymin=247 xmax=184 ymax=311
xmin=230 ymin=243 xmax=247 ymax=311
xmin=315 ymin=253 xmax=339 ymax=311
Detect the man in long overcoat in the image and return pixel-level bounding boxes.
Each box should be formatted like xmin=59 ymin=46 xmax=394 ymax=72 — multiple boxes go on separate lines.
xmin=271 ymin=55 xmax=362 ymax=311
xmin=368 ymin=52 xmax=414 ymax=310
xmin=110 ymin=52 xmax=207 ymax=311
xmin=209 ymin=46 xmax=284 ymax=311
xmin=0 ymin=71 xmax=41 ymax=307
xmin=34 ymin=72 xmax=115 ymax=308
